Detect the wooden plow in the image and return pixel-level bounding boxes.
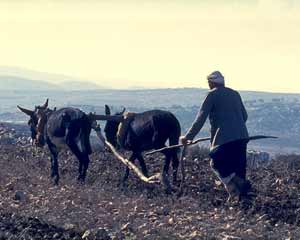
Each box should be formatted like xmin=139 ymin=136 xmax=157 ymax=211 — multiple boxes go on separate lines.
xmin=145 ymin=135 xmax=278 ymax=156
xmin=93 ymin=117 xmax=277 ymax=194
xmin=144 ymin=135 xmax=278 ymax=196
xmin=94 ymin=127 xmax=160 ymax=184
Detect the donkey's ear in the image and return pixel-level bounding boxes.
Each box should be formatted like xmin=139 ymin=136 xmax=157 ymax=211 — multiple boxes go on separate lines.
xmin=121 ymin=107 xmax=126 ymax=114
xmin=41 ymin=98 xmax=49 ymax=109
xmin=17 ymin=105 xmax=34 ymax=116
xmin=105 ymin=105 xmax=111 ymax=115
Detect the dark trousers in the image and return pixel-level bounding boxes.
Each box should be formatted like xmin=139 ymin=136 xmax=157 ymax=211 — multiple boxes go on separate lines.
xmin=210 ymin=139 xmax=248 ymax=179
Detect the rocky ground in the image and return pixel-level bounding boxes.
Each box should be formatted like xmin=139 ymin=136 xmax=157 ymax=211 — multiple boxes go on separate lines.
xmin=1 ymin=126 xmax=300 ymax=239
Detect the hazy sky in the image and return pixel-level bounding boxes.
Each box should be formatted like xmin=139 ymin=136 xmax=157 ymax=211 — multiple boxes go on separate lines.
xmin=1 ymin=0 xmax=300 ymax=92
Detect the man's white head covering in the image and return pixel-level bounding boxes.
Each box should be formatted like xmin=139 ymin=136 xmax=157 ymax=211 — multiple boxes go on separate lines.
xmin=207 ymin=71 xmax=225 ymax=84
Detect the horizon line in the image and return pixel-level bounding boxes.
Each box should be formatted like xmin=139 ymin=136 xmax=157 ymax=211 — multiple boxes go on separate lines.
xmin=1 ymin=65 xmax=300 ymax=95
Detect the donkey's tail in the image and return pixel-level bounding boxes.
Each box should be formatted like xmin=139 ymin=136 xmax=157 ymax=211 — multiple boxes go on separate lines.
xmin=167 ymin=115 xmax=181 ymax=155
xmin=82 ymin=115 xmax=92 ymax=155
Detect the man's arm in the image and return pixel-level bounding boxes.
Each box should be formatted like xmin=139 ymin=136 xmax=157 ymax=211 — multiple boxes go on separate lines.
xmin=185 ymin=93 xmax=214 ymax=141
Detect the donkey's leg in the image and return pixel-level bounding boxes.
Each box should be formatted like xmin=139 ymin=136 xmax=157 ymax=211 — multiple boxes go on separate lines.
xmin=78 ymin=126 xmax=92 ymax=182
xmin=65 ymin=136 xmax=86 ymax=182
xmin=153 ymin=139 xmax=173 ymax=193
xmin=81 ymin=153 xmax=90 ymax=182
xmin=171 ymin=150 xmax=179 ymax=184
xmin=168 ymin=129 xmax=180 ymax=185
xmin=162 ymin=153 xmax=173 ymax=194
xmin=47 ymin=139 xmax=60 ymax=185
xmin=136 ymin=153 xmax=148 ymax=177
xmin=123 ymin=152 xmax=137 ymax=183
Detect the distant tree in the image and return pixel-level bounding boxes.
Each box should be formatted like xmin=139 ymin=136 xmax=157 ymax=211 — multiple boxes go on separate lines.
xmin=272 ymin=98 xmax=281 ymax=102
xmin=258 ymin=99 xmax=264 ymax=103
xmin=171 ymin=104 xmax=184 ymax=110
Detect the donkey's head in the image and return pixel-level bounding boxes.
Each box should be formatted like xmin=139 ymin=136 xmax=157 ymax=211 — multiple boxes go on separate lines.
xmin=104 ymin=105 xmax=125 ymax=147
xmin=17 ymin=99 xmax=50 ymax=147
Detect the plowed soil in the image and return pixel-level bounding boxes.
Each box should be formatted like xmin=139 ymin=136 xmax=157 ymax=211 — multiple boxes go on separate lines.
xmin=1 ymin=140 xmax=300 ymax=239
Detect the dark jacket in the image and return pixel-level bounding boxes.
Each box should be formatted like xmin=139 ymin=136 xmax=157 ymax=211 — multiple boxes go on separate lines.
xmin=185 ymin=86 xmax=248 ymax=151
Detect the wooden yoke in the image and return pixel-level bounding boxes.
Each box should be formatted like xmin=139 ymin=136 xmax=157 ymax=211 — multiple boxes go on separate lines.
xmin=88 ymin=113 xmax=124 ymax=122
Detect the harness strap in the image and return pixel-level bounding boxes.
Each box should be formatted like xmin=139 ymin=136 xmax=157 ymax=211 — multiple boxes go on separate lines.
xmin=37 ymin=109 xmax=54 ymax=139
xmin=117 ymin=112 xmax=136 ymax=148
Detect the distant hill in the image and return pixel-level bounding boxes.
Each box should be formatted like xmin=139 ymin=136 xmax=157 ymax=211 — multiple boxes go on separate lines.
xmin=0 ymin=66 xmax=106 ymax=90
xmin=0 ymin=76 xmax=59 ymax=91
xmin=0 ymin=75 xmax=105 ymax=91
xmin=58 ymin=81 xmax=105 ymax=91
xmin=0 ymin=87 xmax=299 ymax=154
xmin=0 ymin=66 xmax=90 ymax=84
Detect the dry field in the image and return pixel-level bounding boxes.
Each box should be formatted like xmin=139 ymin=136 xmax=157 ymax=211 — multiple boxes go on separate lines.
xmin=1 ymin=138 xmax=300 ymax=239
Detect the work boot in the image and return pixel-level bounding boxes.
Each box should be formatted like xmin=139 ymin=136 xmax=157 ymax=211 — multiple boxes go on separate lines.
xmin=231 ymin=176 xmax=252 ymax=196
xmin=224 ymin=177 xmax=241 ymax=202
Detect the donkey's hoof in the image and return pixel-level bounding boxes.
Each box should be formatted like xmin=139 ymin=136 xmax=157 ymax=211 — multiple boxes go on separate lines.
xmin=118 ymin=181 xmax=128 ymax=189
xmin=51 ymin=176 xmax=59 ymax=186
xmin=172 ymin=180 xmax=181 ymax=187
xmin=77 ymin=175 xmax=85 ymax=184
xmin=164 ymin=188 xmax=174 ymax=195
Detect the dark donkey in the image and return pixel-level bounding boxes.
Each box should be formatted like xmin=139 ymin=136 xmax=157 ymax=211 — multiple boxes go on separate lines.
xmin=17 ymin=99 xmax=104 ymax=184
xmin=103 ymin=105 xmax=181 ymax=193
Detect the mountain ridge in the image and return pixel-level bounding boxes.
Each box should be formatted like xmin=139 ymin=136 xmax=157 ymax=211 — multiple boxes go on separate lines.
xmin=0 ymin=75 xmax=105 ymax=91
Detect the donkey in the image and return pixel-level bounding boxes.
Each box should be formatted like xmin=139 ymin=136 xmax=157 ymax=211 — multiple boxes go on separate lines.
xmin=103 ymin=105 xmax=181 ymax=193
xmin=17 ymin=99 xmax=105 ymax=185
